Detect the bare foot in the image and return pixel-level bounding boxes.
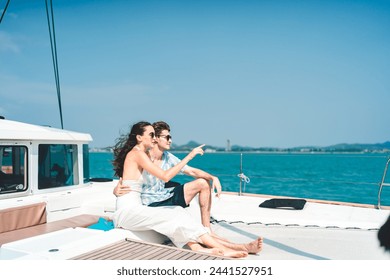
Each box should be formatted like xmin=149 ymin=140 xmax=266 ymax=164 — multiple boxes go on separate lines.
xmin=197 ymin=247 xmax=224 ymax=256
xmin=244 ymin=237 xmax=263 ymax=254
xmin=223 ymin=249 xmax=248 ymax=258
xmin=188 ymin=242 xmax=224 ymax=256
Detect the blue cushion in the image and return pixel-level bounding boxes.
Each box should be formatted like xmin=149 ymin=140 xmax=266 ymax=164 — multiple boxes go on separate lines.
xmin=87 ymin=217 xmax=114 ymax=231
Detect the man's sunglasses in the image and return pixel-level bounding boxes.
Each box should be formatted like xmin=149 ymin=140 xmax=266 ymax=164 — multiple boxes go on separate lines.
xmin=158 ymin=135 xmax=172 ymax=141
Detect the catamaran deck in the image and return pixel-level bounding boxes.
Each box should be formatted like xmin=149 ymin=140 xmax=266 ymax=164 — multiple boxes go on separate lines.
xmin=1 ymin=181 xmax=389 ymax=260
xmin=71 ymin=238 xmax=228 ymax=260
xmin=195 ymin=192 xmax=390 ymax=260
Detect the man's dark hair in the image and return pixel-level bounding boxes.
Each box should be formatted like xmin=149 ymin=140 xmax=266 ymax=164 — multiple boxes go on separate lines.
xmin=153 ymin=121 xmax=170 ymax=136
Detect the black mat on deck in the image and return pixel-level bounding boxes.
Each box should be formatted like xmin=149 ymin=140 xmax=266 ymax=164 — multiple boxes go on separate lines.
xmin=259 ymin=198 xmax=307 ymax=210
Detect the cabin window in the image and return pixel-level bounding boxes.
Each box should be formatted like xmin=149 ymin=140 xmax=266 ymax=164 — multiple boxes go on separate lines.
xmin=83 ymin=144 xmax=90 ymax=183
xmin=38 ymin=144 xmax=78 ymax=189
xmin=0 ymin=146 xmax=28 ymax=195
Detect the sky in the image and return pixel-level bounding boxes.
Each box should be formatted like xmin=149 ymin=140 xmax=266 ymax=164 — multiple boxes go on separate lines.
xmin=1 ymin=0 xmax=390 ymax=148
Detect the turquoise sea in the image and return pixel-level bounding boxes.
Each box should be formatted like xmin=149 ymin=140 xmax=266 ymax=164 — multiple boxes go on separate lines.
xmin=90 ymin=152 xmax=390 ymax=207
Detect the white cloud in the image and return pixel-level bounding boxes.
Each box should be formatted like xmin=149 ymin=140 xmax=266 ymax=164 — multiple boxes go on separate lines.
xmin=61 ymin=82 xmax=157 ymax=109
xmin=0 ymin=74 xmax=54 ymax=103
xmin=3 ymin=11 xmax=18 ymax=20
xmin=0 ymin=31 xmax=20 ymax=53
xmin=0 ymin=74 xmax=160 ymax=115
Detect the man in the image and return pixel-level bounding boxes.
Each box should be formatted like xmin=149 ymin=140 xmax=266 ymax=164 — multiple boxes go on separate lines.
xmin=114 ymin=121 xmax=222 ymax=234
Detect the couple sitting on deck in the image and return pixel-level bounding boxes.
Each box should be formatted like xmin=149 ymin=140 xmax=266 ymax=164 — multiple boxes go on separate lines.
xmin=112 ymin=121 xmax=263 ymax=258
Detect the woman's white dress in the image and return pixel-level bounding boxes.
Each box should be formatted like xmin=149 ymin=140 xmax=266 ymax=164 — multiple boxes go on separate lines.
xmin=112 ymin=176 xmax=207 ymax=248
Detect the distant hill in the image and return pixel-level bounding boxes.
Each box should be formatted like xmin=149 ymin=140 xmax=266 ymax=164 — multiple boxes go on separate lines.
xmin=171 ymin=140 xmax=201 ymax=150
xmin=324 ymin=141 xmax=390 ymax=152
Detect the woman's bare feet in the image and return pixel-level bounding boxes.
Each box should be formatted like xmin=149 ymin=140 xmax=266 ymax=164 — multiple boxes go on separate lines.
xmin=197 ymin=247 xmax=224 ymax=256
xmin=195 ymin=245 xmax=248 ymax=258
xmin=188 ymin=242 xmax=224 ymax=256
xmin=191 ymin=240 xmax=248 ymax=258
xmin=222 ymin=249 xmax=248 ymax=258
xmin=244 ymin=237 xmax=263 ymax=254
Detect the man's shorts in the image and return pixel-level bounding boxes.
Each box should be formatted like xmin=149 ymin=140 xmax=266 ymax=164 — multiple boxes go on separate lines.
xmin=148 ymin=183 xmax=189 ymax=208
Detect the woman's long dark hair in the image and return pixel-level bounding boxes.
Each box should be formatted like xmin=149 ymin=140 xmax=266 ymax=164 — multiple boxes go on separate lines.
xmin=113 ymin=121 xmax=151 ymax=178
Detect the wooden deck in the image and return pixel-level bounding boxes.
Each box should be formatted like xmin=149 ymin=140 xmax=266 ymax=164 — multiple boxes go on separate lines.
xmin=71 ymin=238 xmax=230 ymax=260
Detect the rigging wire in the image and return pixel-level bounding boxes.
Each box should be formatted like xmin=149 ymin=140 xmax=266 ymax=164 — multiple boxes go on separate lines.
xmin=45 ymin=0 xmax=64 ymax=129
xmin=0 ymin=0 xmax=11 ymax=24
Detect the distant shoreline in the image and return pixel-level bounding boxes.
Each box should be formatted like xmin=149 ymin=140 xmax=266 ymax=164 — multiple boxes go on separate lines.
xmin=89 ymin=149 xmax=390 ymax=155
xmin=167 ymin=150 xmax=390 ymax=155
xmin=90 ymin=141 xmax=390 ymax=154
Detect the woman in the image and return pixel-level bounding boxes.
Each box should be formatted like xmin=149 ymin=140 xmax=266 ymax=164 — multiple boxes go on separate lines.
xmin=112 ymin=121 xmax=262 ymax=257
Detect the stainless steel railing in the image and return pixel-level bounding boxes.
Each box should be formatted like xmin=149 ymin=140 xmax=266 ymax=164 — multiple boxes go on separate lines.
xmin=237 ymin=153 xmax=250 ymax=196
xmin=378 ymin=157 xmax=390 ymax=209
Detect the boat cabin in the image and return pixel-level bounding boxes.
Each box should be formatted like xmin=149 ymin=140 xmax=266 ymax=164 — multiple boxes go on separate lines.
xmin=0 ymin=118 xmax=92 ymax=199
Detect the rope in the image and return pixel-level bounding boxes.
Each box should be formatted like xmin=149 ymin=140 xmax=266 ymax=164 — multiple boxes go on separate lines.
xmin=45 ymin=0 xmax=64 ymax=129
xmin=238 ymin=173 xmax=250 ymax=193
xmin=210 ymin=217 xmax=379 ymax=231
xmin=237 ymin=173 xmax=250 ymax=183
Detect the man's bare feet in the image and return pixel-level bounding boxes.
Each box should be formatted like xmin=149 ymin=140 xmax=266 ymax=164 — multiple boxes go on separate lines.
xmin=244 ymin=237 xmax=263 ymax=254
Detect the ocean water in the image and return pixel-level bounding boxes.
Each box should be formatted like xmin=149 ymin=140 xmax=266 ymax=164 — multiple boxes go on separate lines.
xmin=90 ymin=152 xmax=390 ymax=207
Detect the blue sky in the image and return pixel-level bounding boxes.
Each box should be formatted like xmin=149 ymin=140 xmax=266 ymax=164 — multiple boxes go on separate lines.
xmin=1 ymin=0 xmax=390 ymax=148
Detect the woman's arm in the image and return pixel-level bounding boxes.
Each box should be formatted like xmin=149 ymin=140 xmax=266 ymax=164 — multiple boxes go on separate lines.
xmin=138 ymin=144 xmax=205 ymax=182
